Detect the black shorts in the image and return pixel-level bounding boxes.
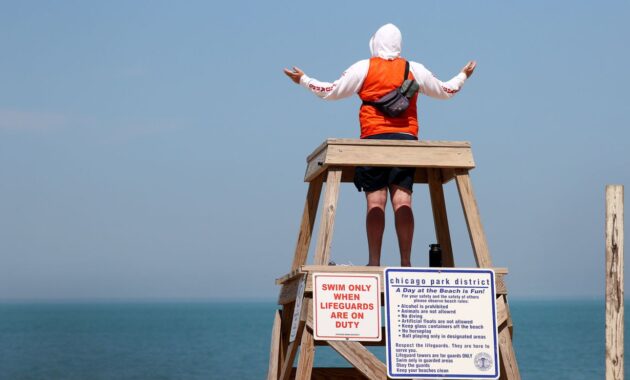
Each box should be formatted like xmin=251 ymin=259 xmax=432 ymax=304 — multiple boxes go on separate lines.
xmin=353 ymin=133 xmax=417 ymax=193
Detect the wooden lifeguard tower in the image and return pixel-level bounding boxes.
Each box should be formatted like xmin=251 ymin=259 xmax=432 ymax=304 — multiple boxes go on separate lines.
xmin=268 ymin=139 xmax=520 ymax=380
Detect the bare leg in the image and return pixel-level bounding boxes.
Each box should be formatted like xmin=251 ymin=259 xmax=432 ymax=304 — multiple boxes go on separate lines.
xmin=390 ymin=185 xmax=414 ymax=267
xmin=365 ymin=188 xmax=387 ymax=266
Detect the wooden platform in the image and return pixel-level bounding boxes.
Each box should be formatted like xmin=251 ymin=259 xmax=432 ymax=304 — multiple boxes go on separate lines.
xmin=305 ymin=139 xmax=475 ymax=183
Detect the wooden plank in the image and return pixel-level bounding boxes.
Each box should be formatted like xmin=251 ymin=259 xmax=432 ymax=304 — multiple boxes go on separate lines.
xmin=267 ymin=310 xmax=282 ymax=380
xmin=505 ymin=295 xmax=514 ymax=337
xmin=304 ymin=148 xmax=328 ymax=184
xmin=289 ymin=275 xmax=307 ymax=343
xmin=278 ymin=266 xmax=508 ymax=298
xmin=306 ymin=139 xmax=471 ymax=163
xmin=323 ymin=138 xmax=471 ymax=148
xmin=496 ymin=295 xmax=509 ymax=327
xmin=498 ymin=323 xmax=521 ymax=380
xmin=306 ymin=139 xmax=333 ymax=162
xmin=291 ymin=174 xmax=324 ymax=271
xmin=305 ymin=299 xmax=314 ymax=326
xmin=497 ymin=294 xmax=514 ymax=341
xmin=428 ymin=168 xmax=455 ymax=267
xmin=496 ymin=275 xmax=508 ymax=295
xmin=279 ymin=300 xmax=311 ymax=380
xmin=326 ymin=340 xmax=388 ymax=379
xmin=278 ymin=277 xmax=299 ymax=305
xmin=280 ymin=341 xmax=299 ymax=380
xmin=294 ymin=327 xmax=315 ymax=380
xmin=313 ymin=168 xmax=342 ymax=265
xmin=280 ymin=302 xmax=295 ymax=370
xmin=291 ymin=367 xmax=367 ymax=379
xmin=304 ymin=146 xmax=473 ymax=183
xmin=325 ymin=145 xmax=474 ymax=168
xmin=304 ymin=140 xmax=475 ymax=182
xmin=277 ymin=269 xmax=303 ymax=285
xmin=606 ymin=185 xmax=624 ymax=380
xmin=455 ymin=169 xmax=493 ymax=268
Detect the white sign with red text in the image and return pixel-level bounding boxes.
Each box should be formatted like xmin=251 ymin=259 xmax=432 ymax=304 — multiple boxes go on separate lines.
xmin=312 ymin=273 xmax=381 ymax=341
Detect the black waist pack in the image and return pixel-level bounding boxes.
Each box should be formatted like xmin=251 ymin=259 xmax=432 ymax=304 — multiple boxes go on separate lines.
xmin=362 ymin=60 xmax=420 ymax=117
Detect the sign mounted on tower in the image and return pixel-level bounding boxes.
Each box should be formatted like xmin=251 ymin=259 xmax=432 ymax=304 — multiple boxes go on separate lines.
xmin=384 ymin=267 xmax=499 ymax=379
xmin=312 ymin=273 xmax=381 ymax=341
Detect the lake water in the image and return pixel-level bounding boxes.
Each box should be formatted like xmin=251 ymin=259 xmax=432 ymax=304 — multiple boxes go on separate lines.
xmin=0 ymin=299 xmax=619 ymax=379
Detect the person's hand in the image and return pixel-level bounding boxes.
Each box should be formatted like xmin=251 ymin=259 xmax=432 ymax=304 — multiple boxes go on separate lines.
xmin=461 ymin=61 xmax=477 ymax=78
xmin=283 ymin=66 xmax=304 ymax=84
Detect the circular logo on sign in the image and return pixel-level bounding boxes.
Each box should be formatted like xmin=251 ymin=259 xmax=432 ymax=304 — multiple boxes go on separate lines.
xmin=474 ymin=352 xmax=493 ymax=371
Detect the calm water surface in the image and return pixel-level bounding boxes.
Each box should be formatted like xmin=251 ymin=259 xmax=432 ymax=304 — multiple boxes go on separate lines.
xmin=0 ymin=300 xmax=619 ymax=379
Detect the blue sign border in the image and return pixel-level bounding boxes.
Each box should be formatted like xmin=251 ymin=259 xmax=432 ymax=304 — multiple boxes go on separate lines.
xmin=384 ymin=268 xmax=499 ymax=379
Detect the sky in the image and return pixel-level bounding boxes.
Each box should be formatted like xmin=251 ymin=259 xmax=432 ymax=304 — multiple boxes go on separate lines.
xmin=0 ymin=0 xmax=628 ymax=300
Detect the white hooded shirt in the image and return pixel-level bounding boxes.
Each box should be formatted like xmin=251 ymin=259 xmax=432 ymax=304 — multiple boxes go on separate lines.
xmin=299 ymin=23 xmax=467 ymax=102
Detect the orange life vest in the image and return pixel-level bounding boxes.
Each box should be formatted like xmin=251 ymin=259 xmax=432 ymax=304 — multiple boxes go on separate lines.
xmin=358 ymin=57 xmax=419 ymax=138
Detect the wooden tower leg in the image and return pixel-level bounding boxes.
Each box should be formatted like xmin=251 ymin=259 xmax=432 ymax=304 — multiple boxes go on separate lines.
xmin=267 ymin=310 xmax=282 ymax=380
xmin=279 ymin=332 xmax=300 ymax=380
xmin=454 ymin=169 xmax=493 ymax=268
xmin=455 ymin=169 xmax=521 ymax=379
xmin=279 ymin=300 xmax=310 ymax=380
xmin=497 ymin=295 xmax=521 ymax=380
xmin=294 ymin=328 xmax=315 ymax=379
xmin=291 ymin=173 xmax=324 ymax=270
xmin=276 ymin=173 xmax=324 ymax=376
xmin=278 ymin=302 xmax=294 ymax=373
xmin=428 ymin=168 xmax=455 ymax=267
xmin=313 ymin=168 xmax=342 ymax=265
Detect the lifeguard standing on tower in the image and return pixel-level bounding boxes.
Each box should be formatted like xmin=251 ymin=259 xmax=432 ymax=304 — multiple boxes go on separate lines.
xmin=284 ymin=23 xmax=476 ymax=267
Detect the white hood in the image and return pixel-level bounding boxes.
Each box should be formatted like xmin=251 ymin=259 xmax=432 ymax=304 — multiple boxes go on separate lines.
xmin=369 ymin=23 xmax=402 ymax=60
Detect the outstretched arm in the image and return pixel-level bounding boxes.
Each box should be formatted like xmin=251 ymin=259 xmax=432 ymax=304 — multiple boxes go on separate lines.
xmin=411 ymin=60 xmax=476 ymax=100
xmin=283 ymin=60 xmax=369 ymax=101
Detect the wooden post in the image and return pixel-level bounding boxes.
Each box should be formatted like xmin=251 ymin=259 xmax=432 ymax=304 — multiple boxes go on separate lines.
xmin=279 ymin=302 xmax=295 ymax=368
xmin=294 ymin=328 xmax=315 ymax=380
xmin=279 ymin=299 xmax=311 ymax=380
xmin=313 ymin=168 xmax=342 ymax=265
xmin=606 ymin=185 xmax=624 ymax=380
xmin=267 ymin=310 xmax=282 ymax=380
xmin=291 ymin=174 xmax=324 ymax=270
xmin=454 ymin=169 xmax=493 ymax=268
xmin=496 ymin=295 xmax=521 ymax=380
xmin=428 ymin=168 xmax=455 ymax=267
